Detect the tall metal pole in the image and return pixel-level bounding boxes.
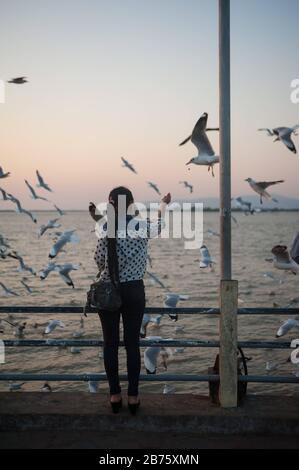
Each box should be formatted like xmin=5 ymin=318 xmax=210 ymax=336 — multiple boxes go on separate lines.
xmin=219 ymin=0 xmax=232 ymax=280
xmin=219 ymin=0 xmax=238 ymax=408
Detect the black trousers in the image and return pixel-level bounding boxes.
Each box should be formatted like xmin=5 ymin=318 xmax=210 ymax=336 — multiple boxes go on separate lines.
xmin=99 ymin=280 xmax=145 ymax=396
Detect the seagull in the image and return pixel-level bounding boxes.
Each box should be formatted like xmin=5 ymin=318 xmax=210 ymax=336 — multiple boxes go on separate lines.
xmin=88 ymin=381 xmax=99 ymax=393
xmin=25 ymin=180 xmax=48 ymax=201
xmin=39 ymin=262 xmax=57 ymax=280
xmin=44 ymin=320 xmax=65 ymax=335
xmin=7 ymin=77 xmax=28 ymax=84
xmin=7 ymin=193 xmax=37 ymax=223
xmin=181 ymin=113 xmax=220 ymax=177
xmin=263 ymin=272 xmax=284 ymax=284
xmin=259 ymin=125 xmax=299 ymax=154
xmin=207 ymin=228 xmax=220 ymax=238
xmin=179 ymin=181 xmax=193 ymax=194
xmin=55 ymin=263 xmax=80 ymax=288
xmin=121 ymin=157 xmax=137 ymax=174
xmin=276 ymin=319 xmax=299 ymax=338
xmin=148 ymin=182 xmax=161 ymax=195
xmin=199 ymin=245 xmax=215 ymax=269
xmin=0 ymin=234 xmax=10 ymax=248
xmin=38 ymin=219 xmax=61 ymax=238
xmin=234 ymin=197 xmax=254 ymax=215
xmin=0 ymin=166 xmax=10 ymax=179
xmin=49 ymin=230 xmax=80 ymax=259
xmin=0 ymin=282 xmax=19 ymax=296
xmin=140 ymin=314 xmax=151 ymax=339
xmin=70 ymin=347 xmax=81 ymax=354
xmin=41 ymin=383 xmax=52 ymax=392
xmin=53 ymin=204 xmax=65 ymax=216
xmin=9 ymin=382 xmax=26 ymax=391
xmin=36 ymin=170 xmax=52 ymax=192
xmin=144 ymin=337 xmax=169 ymax=374
xmin=0 ymin=188 xmax=10 ymax=201
xmin=164 ymin=294 xmax=189 ymax=322
xmin=163 ymin=384 xmax=176 ymax=395
xmin=14 ymin=253 xmax=36 ymax=276
xmin=245 ymin=178 xmax=284 ymax=204
xmin=21 ymin=278 xmax=34 ymax=294
xmin=146 ymin=271 xmax=166 ymax=289
xmin=0 ymin=247 xmax=18 ymax=260
xmin=14 ymin=322 xmax=26 ymax=338
xmin=147 ymin=253 xmax=153 ymax=268
xmin=271 ymin=245 xmax=299 ymax=275
xmin=266 ymin=362 xmax=279 ymax=373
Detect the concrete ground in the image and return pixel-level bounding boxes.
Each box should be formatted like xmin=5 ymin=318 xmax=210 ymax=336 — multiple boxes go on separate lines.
xmin=0 ymin=393 xmax=299 ymax=449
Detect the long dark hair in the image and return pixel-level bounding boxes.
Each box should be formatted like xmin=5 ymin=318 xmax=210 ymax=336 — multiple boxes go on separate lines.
xmin=107 ymin=187 xmax=134 ymax=282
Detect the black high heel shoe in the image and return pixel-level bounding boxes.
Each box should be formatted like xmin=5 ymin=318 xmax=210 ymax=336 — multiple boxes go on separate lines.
xmin=128 ymin=400 xmax=140 ymax=415
xmin=110 ymin=398 xmax=122 ymax=414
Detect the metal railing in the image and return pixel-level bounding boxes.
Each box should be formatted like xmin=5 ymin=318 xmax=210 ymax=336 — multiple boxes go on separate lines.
xmin=0 ymin=306 xmax=299 ymax=385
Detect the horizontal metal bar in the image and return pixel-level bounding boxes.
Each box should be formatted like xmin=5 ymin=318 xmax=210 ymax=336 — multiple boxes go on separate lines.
xmin=0 ymin=374 xmax=218 ymax=383
xmin=1 ymin=306 xmax=299 ymax=315
xmin=0 ymin=374 xmax=298 ymax=384
xmin=0 ymin=306 xmax=219 ymax=315
xmin=2 ymin=339 xmax=293 ymax=349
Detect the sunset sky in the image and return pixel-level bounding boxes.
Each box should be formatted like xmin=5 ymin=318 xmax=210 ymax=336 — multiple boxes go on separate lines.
xmin=0 ymin=0 xmax=298 ymax=209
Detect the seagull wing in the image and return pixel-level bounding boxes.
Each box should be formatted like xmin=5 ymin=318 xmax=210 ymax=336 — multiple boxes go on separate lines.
xmin=258 ymin=180 xmax=284 ymax=190
xmin=281 ymin=133 xmax=297 ymax=154
xmin=191 ymin=115 xmax=215 ymax=156
xmin=258 ymin=128 xmax=274 ymax=136
xmin=25 ymin=180 xmax=36 ymax=198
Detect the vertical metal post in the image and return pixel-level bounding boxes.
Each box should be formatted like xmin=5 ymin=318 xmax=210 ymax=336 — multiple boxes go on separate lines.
xmin=219 ymin=0 xmax=232 ymax=280
xmin=219 ymin=0 xmax=238 ymax=408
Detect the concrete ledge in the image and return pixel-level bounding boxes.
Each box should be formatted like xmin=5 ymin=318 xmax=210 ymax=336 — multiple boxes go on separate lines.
xmin=1 ymin=393 xmax=299 ymax=436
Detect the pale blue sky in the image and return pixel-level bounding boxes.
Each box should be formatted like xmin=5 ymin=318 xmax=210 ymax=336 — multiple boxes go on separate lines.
xmin=0 ymin=0 xmax=298 ymax=209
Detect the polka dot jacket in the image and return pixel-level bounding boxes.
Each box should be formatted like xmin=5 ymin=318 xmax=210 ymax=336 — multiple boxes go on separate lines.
xmin=94 ymin=216 xmax=164 ymax=283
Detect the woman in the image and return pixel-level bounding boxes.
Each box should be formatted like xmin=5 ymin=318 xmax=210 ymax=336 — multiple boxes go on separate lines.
xmin=90 ymin=187 xmax=171 ymax=414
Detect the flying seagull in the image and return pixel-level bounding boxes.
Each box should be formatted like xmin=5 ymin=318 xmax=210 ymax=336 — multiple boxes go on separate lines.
xmin=121 ymin=157 xmax=137 ymax=174
xmin=7 ymin=77 xmax=28 ymax=84
xmin=7 ymin=193 xmax=37 ymax=223
xmin=146 ymin=271 xmax=166 ymax=289
xmin=148 ymin=182 xmax=161 ymax=195
xmin=38 ymin=219 xmax=61 ymax=238
xmin=25 ymin=180 xmax=48 ymax=201
xmin=259 ymin=125 xmax=299 ymax=154
xmin=164 ymin=293 xmax=189 ymax=322
xmin=39 ymin=262 xmax=57 ymax=280
xmin=180 ymin=113 xmax=220 ymax=177
xmin=276 ymin=319 xmax=299 ymax=338
xmin=36 ymin=170 xmax=52 ymax=192
xmin=0 ymin=166 xmax=10 ymax=179
xmin=44 ymin=320 xmax=65 ymax=335
xmin=21 ymin=278 xmax=34 ymax=294
xmin=199 ymin=245 xmax=215 ymax=269
xmin=54 ymin=263 xmax=80 ymax=288
xmin=271 ymin=245 xmax=299 ymax=275
xmin=14 ymin=253 xmax=36 ymax=276
xmin=0 ymin=282 xmax=19 ymax=297
xmin=179 ymin=181 xmax=193 ymax=194
xmin=49 ymin=230 xmax=80 ymax=259
xmin=0 ymin=187 xmax=10 ymax=200
xmin=53 ymin=204 xmax=65 ymax=216
xmin=144 ymin=337 xmax=170 ymax=374
xmin=245 ymin=178 xmax=284 ymax=204
xmin=234 ymin=197 xmax=254 ymax=214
